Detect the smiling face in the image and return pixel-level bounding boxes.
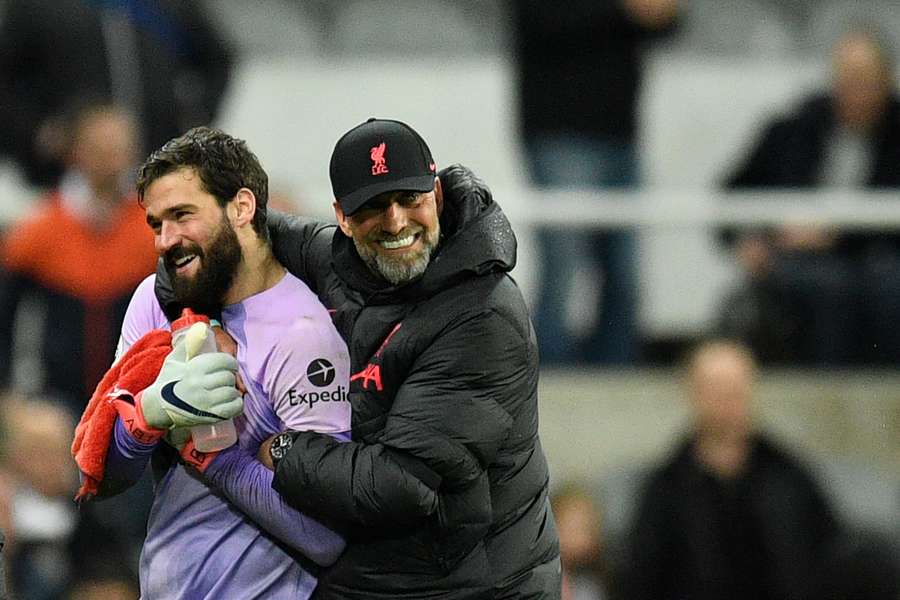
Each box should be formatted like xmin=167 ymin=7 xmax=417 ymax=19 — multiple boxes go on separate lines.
xmin=334 ymin=179 xmax=442 ymax=286
xmin=143 ymin=167 xmax=242 ymax=311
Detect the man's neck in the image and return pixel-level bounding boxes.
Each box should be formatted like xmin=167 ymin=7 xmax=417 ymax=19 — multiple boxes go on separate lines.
xmin=59 ymin=171 xmax=123 ymax=229
xmin=223 ymin=241 xmax=285 ymax=305
xmin=694 ymin=430 xmax=752 ymax=480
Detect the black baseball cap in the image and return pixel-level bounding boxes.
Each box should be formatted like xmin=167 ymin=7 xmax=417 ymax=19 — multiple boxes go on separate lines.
xmin=330 ymin=118 xmax=437 ymax=215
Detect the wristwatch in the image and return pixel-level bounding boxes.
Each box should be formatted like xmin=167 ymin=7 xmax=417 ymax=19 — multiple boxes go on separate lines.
xmin=268 ymin=432 xmax=295 ymax=468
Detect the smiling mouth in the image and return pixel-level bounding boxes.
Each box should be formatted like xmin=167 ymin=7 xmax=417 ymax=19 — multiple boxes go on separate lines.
xmin=379 ymin=233 xmax=418 ymax=250
xmin=173 ymin=254 xmax=198 ymax=271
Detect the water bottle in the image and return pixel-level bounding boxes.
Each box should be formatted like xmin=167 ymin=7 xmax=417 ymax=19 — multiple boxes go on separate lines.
xmin=171 ymin=309 xmax=238 ymax=452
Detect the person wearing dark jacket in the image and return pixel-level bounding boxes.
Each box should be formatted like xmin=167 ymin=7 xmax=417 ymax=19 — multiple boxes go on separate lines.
xmin=617 ymin=339 xmax=841 ymax=600
xmin=719 ymin=27 xmax=900 ymax=365
xmin=0 ymin=0 xmax=232 ymax=188
xmin=510 ymin=0 xmax=680 ymax=365
xmin=155 ymin=119 xmax=560 ymax=598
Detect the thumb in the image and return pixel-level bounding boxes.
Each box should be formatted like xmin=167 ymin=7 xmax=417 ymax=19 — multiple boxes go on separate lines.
xmin=165 ymin=338 xmax=189 ymax=363
xmin=189 ymin=352 xmax=239 ymax=374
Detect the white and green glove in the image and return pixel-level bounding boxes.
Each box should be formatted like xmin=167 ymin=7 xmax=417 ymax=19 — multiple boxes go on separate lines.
xmin=139 ymin=339 xmax=243 ymax=429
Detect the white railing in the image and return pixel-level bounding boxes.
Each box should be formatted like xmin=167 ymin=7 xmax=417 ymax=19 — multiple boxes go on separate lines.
xmin=500 ymin=189 xmax=900 ymax=229
xmin=490 ymin=188 xmax=900 ymax=336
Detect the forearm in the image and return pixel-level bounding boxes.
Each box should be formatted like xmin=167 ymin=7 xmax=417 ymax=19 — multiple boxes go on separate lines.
xmin=204 ymin=445 xmax=344 ymax=567
xmin=273 ymin=431 xmax=439 ymax=530
xmin=97 ymin=418 xmax=158 ymax=497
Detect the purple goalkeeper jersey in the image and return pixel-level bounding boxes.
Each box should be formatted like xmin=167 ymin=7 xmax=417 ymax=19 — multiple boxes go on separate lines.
xmin=114 ymin=272 xmax=351 ymax=599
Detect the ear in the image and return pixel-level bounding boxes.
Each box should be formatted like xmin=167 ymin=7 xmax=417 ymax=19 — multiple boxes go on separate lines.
xmin=230 ymin=188 xmax=256 ymax=228
xmin=333 ymin=201 xmax=353 ymax=238
xmin=433 ymin=176 xmax=443 ymax=216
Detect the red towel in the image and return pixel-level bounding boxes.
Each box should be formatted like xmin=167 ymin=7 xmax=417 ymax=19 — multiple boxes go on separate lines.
xmin=71 ymin=328 xmax=172 ymax=501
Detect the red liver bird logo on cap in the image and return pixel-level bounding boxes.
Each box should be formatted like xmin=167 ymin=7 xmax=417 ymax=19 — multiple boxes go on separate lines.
xmin=370 ymin=142 xmax=389 ymax=176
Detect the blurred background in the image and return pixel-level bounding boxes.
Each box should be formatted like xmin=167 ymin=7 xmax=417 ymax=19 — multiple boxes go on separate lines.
xmin=0 ymin=0 xmax=897 ymax=598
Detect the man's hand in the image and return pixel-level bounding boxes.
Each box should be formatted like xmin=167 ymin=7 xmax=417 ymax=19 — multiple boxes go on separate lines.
xmin=212 ymin=324 xmax=247 ymax=394
xmin=140 ymin=339 xmax=243 ymax=429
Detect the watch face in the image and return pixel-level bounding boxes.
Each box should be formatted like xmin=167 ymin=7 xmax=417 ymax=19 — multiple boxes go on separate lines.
xmin=270 ymin=433 xmax=293 ymax=462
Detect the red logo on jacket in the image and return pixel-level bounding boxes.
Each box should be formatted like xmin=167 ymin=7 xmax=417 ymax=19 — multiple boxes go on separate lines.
xmin=351 ymin=364 xmax=383 ymax=391
xmin=350 ymin=323 xmax=401 ymax=392
xmin=370 ymin=142 xmax=389 ymax=176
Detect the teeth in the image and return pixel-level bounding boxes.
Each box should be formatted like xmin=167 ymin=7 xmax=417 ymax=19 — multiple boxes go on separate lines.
xmin=175 ymin=255 xmax=196 ymax=267
xmin=380 ymin=236 xmax=415 ymax=249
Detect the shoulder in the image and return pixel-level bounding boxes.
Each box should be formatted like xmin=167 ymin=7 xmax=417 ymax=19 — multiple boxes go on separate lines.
xmin=253 ymin=273 xmax=348 ymax=362
xmin=253 ymin=276 xmax=351 ymax=433
xmin=753 ymin=434 xmax=811 ymax=474
xmin=119 ymin=275 xmax=169 ymax=348
xmin=443 ymin=273 xmax=532 ymax=340
xmin=130 ymin=274 xmax=163 ymax=307
xmin=270 ymin=273 xmax=336 ymax=325
xmin=782 ymin=94 xmax=832 ymax=130
xmin=407 ymin=275 xmax=535 ymax=378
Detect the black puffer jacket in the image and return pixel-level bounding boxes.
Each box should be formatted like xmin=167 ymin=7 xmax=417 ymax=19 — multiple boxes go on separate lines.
xmin=267 ymin=165 xmax=560 ymax=599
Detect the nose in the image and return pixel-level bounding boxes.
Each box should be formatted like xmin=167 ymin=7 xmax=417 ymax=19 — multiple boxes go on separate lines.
xmin=155 ymin=221 xmax=182 ymax=255
xmin=380 ymin=201 xmax=408 ymax=235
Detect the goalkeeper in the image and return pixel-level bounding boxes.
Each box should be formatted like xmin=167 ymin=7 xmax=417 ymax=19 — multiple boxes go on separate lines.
xmin=73 ymin=128 xmax=369 ymax=599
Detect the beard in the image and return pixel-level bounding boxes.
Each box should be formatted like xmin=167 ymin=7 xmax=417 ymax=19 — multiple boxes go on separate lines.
xmin=165 ymin=214 xmax=242 ymax=313
xmin=353 ymin=223 xmax=440 ymax=286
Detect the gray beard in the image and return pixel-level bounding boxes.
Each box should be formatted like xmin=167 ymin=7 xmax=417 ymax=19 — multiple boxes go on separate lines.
xmin=354 ymin=226 xmax=439 ymax=286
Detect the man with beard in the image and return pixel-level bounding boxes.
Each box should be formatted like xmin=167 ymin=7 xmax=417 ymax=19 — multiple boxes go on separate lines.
xmin=157 ymin=119 xmax=561 ymax=598
xmin=85 ymin=127 xmax=362 ymax=599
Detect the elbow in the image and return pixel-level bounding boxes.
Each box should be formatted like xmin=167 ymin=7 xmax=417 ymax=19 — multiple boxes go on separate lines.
xmin=310 ymin=536 xmax=346 ymax=568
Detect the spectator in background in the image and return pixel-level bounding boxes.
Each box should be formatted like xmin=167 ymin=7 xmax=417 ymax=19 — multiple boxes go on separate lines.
xmin=552 ymin=484 xmax=609 ymax=600
xmin=719 ymin=26 xmax=900 ymax=365
xmin=0 ymin=0 xmax=232 ymax=188
xmin=0 ymin=393 xmax=137 ymax=600
xmin=617 ymin=339 xmax=840 ymax=600
xmin=510 ymin=0 xmax=680 ymax=365
xmin=0 ymin=102 xmax=158 ymax=415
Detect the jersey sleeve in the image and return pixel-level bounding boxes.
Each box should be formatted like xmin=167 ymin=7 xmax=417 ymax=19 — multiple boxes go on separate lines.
xmin=266 ymin=313 xmax=351 ymax=435
xmin=115 ymin=274 xmax=170 ymax=361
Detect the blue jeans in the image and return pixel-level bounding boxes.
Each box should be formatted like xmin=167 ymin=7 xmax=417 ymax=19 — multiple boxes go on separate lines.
xmin=527 ymin=135 xmax=639 ymax=365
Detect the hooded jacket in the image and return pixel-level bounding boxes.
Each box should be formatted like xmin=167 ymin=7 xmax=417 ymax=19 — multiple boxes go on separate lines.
xmin=264 ymin=165 xmax=560 ymax=599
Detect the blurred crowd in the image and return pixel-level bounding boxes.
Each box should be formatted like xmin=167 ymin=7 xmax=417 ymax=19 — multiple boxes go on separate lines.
xmin=553 ymin=338 xmax=899 ymax=600
xmin=0 ymin=0 xmax=897 ymax=598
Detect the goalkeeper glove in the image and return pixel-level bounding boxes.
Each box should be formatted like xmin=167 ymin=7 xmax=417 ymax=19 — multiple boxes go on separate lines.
xmin=139 ymin=336 xmax=243 ymax=430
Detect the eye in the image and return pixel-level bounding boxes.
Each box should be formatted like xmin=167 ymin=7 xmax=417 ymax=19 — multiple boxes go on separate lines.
xmin=352 ymin=206 xmax=378 ymax=220
xmin=399 ymin=193 xmax=421 ymax=207
xmin=175 ymin=210 xmax=191 ymax=221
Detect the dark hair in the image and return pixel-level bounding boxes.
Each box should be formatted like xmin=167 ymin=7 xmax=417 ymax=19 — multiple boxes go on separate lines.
xmin=136 ymin=126 xmax=269 ymax=241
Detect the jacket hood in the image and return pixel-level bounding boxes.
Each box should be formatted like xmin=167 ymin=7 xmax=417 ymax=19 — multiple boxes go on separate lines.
xmin=332 ymin=164 xmax=517 ymax=302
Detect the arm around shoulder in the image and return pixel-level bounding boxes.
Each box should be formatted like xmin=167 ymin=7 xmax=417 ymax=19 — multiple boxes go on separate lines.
xmin=272 ymin=430 xmax=440 ymax=534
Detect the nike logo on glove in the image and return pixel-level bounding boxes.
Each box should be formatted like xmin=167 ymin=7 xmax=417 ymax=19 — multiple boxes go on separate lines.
xmin=161 ymin=381 xmax=224 ymax=419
